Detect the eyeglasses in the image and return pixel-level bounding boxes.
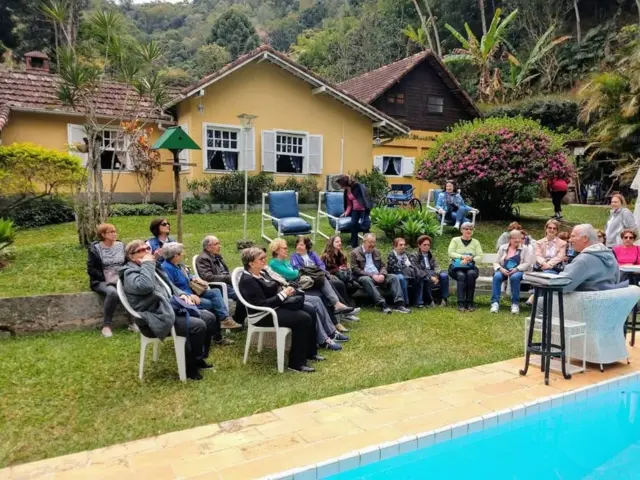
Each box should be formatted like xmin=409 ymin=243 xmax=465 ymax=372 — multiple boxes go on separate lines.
xmin=135 ymin=246 xmax=151 ymax=254
xmin=160 ymin=222 xmax=170 ymax=227
xmin=257 ymin=255 xmax=266 ymax=261
xmin=623 ymin=236 xmax=635 ymax=240
xmin=547 ymin=227 xmax=557 ymax=231
xmin=598 ymin=235 xmax=604 ymax=238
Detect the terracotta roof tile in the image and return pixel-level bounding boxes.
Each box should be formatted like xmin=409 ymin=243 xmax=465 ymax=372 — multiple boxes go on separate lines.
xmin=338 ymin=50 xmax=480 ymax=117
xmin=0 ymin=69 xmax=174 ymax=132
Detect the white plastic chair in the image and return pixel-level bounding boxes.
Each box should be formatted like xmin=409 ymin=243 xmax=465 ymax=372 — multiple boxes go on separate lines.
xmin=426 ymin=189 xmax=479 ymax=235
xmin=116 ymin=276 xmax=187 ymax=382
xmin=231 ymin=267 xmax=292 ymax=373
xmin=191 ymin=255 xmax=229 ymax=308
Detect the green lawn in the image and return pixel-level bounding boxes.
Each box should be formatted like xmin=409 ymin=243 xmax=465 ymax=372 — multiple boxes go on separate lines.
xmin=0 ymin=200 xmax=610 ymax=467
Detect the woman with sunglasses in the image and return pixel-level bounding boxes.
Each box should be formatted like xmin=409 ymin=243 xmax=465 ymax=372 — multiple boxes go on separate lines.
xmin=120 ymin=240 xmax=211 ymax=380
xmin=612 ymin=229 xmax=640 ymax=281
xmin=534 ymin=219 xmax=566 ymax=273
xmin=147 ymin=218 xmax=175 ymax=261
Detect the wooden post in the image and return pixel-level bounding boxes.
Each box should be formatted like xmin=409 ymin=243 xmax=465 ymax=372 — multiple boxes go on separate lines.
xmin=172 ymin=150 xmax=183 ymax=243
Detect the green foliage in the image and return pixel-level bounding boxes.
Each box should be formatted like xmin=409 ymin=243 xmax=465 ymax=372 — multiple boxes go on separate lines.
xmin=415 ymin=117 xmax=573 ymax=219
xmin=514 ymin=184 xmax=539 ymax=203
xmin=109 ymin=203 xmax=166 ymax=217
xmin=272 ymin=176 xmax=319 ymax=204
xmin=193 ymin=43 xmax=230 ymax=78
xmin=370 ymin=207 xmax=441 ymax=245
xmin=182 ymin=197 xmax=209 ymax=214
xmin=351 ymin=168 xmax=389 ymax=205
xmin=267 ymin=15 xmax=304 ymax=52
xmin=6 ymin=196 xmax=74 ymax=228
xmin=485 ymin=96 xmax=581 ymax=133
xmin=208 ymin=7 xmax=260 ymax=59
xmin=0 ymin=218 xmax=16 ymax=252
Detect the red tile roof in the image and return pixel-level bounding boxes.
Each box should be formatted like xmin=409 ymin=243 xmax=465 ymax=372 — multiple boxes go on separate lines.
xmin=0 ymin=69 xmax=173 ymax=132
xmin=338 ymin=50 xmax=480 ymax=117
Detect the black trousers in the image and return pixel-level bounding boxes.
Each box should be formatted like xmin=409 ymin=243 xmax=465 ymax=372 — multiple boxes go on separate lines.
xmin=329 ymin=277 xmax=354 ymax=307
xmin=136 ymin=315 xmax=208 ymax=368
xmin=256 ymin=304 xmax=318 ymax=369
xmin=551 ymin=191 xmax=566 ymax=214
xmin=450 ymin=268 xmax=479 ymax=306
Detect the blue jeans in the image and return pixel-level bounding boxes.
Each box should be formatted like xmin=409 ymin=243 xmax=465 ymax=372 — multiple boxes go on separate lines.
xmin=415 ymin=272 xmax=450 ymax=305
xmin=443 ymin=206 xmax=471 ymax=226
xmin=198 ymin=288 xmax=229 ymax=319
xmin=395 ymin=274 xmax=410 ymax=306
xmin=491 ymin=271 xmax=524 ymax=304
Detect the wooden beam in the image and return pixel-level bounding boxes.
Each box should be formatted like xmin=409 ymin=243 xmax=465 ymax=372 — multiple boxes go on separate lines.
xmin=256 ymin=53 xmax=269 ymax=64
xmin=311 ymin=86 xmax=327 ymax=95
xmin=373 ymin=120 xmax=387 ymax=128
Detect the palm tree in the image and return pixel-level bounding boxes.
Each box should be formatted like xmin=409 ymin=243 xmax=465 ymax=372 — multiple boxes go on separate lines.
xmin=444 ymin=8 xmax=518 ymax=103
xmin=402 ymin=25 xmax=428 ymax=51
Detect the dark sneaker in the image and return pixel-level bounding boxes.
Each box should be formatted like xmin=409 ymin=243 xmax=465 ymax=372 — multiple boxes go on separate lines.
xmin=322 ymin=341 xmax=343 ymax=351
xmin=467 ymin=304 xmax=476 ymax=312
xmin=186 ymin=367 xmax=203 ymax=380
xmin=332 ymin=332 xmax=350 ymax=342
xmin=380 ymin=303 xmax=392 ymax=314
xmin=309 ymin=354 xmax=326 ymax=362
xmin=214 ymin=338 xmax=235 ymax=346
xmin=393 ymin=305 xmax=411 ymax=314
xmin=196 ymin=359 xmax=214 ymax=369
xmin=288 ymin=365 xmax=316 ymax=373
xmin=415 ymin=304 xmax=425 ymax=309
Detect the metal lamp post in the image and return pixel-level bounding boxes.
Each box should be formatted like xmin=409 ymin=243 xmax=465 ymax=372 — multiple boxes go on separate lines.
xmin=237 ymin=113 xmax=257 ymax=247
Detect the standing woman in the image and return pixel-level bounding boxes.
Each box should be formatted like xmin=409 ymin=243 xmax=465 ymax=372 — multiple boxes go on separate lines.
xmin=336 ymin=175 xmax=373 ymax=248
xmin=605 ymin=194 xmax=637 ymax=248
xmin=147 ymin=218 xmax=175 ymax=259
xmin=548 ymin=176 xmax=569 ymax=219
xmin=448 ymin=222 xmax=483 ymax=312
xmin=87 ymin=223 xmax=128 ymax=338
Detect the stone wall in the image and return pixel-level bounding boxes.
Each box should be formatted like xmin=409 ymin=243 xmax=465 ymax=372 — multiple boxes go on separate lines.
xmin=0 ymin=292 xmax=129 ymax=335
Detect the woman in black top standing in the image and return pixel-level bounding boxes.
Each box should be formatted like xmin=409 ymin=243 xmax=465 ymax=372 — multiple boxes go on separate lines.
xmin=238 ymin=247 xmax=322 ymax=373
xmin=336 ymin=175 xmax=373 ymax=248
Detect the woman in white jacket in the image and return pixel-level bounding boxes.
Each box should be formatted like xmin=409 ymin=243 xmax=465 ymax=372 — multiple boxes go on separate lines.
xmin=605 ymin=194 xmax=637 ymax=248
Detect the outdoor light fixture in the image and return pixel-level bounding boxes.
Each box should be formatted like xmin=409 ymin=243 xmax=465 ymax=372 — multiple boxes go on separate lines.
xmin=237 ymin=113 xmax=257 ymax=129
xmin=237 ymin=113 xmax=258 ymax=245
xmin=197 ymin=103 xmax=204 ymax=114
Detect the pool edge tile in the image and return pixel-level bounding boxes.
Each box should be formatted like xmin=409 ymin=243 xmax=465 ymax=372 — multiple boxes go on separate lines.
xmin=466 ymin=416 xmax=484 ymax=435
xmin=315 ymin=458 xmax=340 ymax=478
xmin=496 ymin=408 xmax=512 ymax=425
xmin=416 ymin=430 xmax=435 ymax=449
xmin=433 ymin=426 xmax=452 ymax=444
xmin=482 ymin=412 xmax=498 ymax=429
xmin=358 ymin=445 xmax=380 ymax=467
xmin=291 ymin=465 xmax=317 ymax=480
xmin=450 ymin=421 xmax=468 ymax=439
xmin=524 ymin=399 xmax=539 ymax=416
xmin=337 ymin=451 xmax=360 ymax=473
xmin=378 ymin=440 xmax=400 ymax=461
xmin=397 ymin=435 xmax=418 ymax=455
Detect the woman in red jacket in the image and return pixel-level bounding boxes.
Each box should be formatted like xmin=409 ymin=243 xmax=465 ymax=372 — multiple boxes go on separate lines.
xmin=548 ymin=177 xmax=569 ymax=219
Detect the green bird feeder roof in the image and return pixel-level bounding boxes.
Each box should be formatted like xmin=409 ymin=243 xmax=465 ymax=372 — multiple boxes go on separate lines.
xmin=152 ymin=126 xmax=201 ymax=151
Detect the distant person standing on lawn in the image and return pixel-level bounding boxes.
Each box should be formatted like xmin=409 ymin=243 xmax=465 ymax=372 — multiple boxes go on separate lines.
xmin=336 ymin=175 xmax=373 ymax=248
xmin=548 ymin=176 xmax=568 ymax=219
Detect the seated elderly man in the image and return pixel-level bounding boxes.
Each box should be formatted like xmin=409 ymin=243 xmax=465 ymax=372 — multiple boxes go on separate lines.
xmin=196 ymin=235 xmax=237 ymax=300
xmin=558 ymin=224 xmax=622 ymax=291
xmin=350 ymin=233 xmax=410 ymax=314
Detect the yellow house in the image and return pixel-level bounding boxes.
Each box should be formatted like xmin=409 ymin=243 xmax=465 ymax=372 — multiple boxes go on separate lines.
xmin=0 ymin=47 xmax=409 ymax=203
xmin=338 ymin=50 xmax=481 ymax=199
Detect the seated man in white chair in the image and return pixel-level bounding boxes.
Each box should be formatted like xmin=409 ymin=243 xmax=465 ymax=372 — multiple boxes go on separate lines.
xmin=558 ymin=224 xmax=622 ymax=291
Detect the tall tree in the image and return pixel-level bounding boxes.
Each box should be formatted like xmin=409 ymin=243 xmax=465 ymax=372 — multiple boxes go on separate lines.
xmin=410 ymin=0 xmax=435 ymax=52
xmin=208 ymin=7 xmax=260 ymax=59
xmin=574 ymin=0 xmax=581 ymax=44
xmin=478 ymin=0 xmax=487 ymax=35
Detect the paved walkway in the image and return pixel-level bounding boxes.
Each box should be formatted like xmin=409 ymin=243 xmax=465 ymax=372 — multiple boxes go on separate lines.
xmin=3 ymin=349 xmax=638 ymax=480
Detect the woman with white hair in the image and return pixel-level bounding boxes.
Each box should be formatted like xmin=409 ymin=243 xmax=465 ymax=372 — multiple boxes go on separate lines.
xmin=605 ymin=193 xmax=637 ymax=248
xmin=161 ymin=242 xmax=241 ymax=331
xmin=447 ymin=222 xmax=483 ymax=311
xmin=490 ymin=230 xmax=531 ymax=315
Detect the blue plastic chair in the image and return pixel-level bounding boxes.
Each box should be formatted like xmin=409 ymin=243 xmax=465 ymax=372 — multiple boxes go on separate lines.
xmin=426 ymin=189 xmax=479 ymax=234
xmin=316 ymin=191 xmax=364 ymax=240
xmin=261 ymin=191 xmax=316 ymax=242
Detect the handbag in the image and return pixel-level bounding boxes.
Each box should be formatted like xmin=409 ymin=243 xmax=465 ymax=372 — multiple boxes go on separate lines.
xmin=299 ymin=266 xmax=326 ymax=288
xmin=334 ymin=269 xmax=353 ymax=284
xmin=104 ymin=269 xmax=119 ymax=286
xmin=189 ymin=277 xmax=209 ymax=296
xmin=450 ymin=255 xmax=475 ymax=270
xmin=280 ymin=291 xmax=305 ymax=310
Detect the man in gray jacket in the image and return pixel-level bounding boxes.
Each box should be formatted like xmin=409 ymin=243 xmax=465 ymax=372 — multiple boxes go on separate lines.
xmin=559 ymin=224 xmax=622 ymax=292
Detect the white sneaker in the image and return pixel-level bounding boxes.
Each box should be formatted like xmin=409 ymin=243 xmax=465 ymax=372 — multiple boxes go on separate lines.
xmin=454 ymin=222 xmax=461 ymax=230
xmin=511 ymin=304 xmax=520 ymax=315
xmin=490 ymin=303 xmax=499 ymax=313
xmin=101 ymin=326 xmax=113 ymax=338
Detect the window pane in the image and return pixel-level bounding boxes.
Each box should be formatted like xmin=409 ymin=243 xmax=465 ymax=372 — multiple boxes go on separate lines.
xmin=230 ymin=140 xmax=237 ymax=149
xmin=214 ymin=130 xmax=221 ymax=139
xmin=223 ymin=140 xmax=229 ymax=149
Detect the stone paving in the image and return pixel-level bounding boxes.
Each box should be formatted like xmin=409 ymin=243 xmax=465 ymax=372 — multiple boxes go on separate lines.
xmin=3 ymin=349 xmax=639 ymax=480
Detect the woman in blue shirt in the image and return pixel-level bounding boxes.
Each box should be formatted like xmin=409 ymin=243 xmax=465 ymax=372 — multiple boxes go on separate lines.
xmin=435 ymin=181 xmax=472 ymax=230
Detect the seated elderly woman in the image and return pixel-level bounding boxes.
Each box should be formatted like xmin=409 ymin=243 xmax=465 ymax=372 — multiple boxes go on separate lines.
xmin=409 ymin=235 xmax=450 ymax=307
xmin=161 ymin=242 xmax=241 ymax=332
xmin=120 ymin=240 xmax=213 ymax=380
xmin=490 ymin=230 xmax=531 ymax=315
xmin=448 ymin=222 xmax=483 ymax=312
xmin=268 ymin=238 xmax=354 ymax=315
xmin=238 ymin=247 xmax=325 ymax=372
xmin=87 ymin=223 xmax=130 ymax=338
xmin=612 ymin=228 xmax=640 ymax=282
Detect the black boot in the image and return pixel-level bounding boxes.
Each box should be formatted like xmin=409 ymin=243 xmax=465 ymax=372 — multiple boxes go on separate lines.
xmin=186 ymin=365 xmax=203 ymax=380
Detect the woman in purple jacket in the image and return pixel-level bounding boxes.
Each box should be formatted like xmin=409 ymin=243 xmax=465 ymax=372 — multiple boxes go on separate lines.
xmin=291 ymin=236 xmax=355 ymax=309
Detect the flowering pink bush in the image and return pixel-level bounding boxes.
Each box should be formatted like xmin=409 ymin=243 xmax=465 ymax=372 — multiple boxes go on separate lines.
xmin=415 ymin=117 xmax=574 ymax=219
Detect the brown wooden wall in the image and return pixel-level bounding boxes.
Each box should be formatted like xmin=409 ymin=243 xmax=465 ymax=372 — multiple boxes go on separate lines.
xmin=371 ymin=62 xmax=476 ymax=132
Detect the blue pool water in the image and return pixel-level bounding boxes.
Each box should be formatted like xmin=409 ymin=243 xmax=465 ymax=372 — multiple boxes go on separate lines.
xmin=328 ymin=382 xmax=640 ymax=480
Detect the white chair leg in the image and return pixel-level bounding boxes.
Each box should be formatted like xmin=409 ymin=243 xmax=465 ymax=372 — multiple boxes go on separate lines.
xmin=152 ymin=341 xmax=159 ymax=362
xmin=276 ymin=331 xmax=287 ymax=373
xmin=257 ymin=331 xmax=265 ymax=353
xmin=173 ymin=335 xmax=187 ymax=382
xmin=243 ymin=329 xmax=254 ymax=365
xmin=139 ymin=336 xmax=149 ymax=381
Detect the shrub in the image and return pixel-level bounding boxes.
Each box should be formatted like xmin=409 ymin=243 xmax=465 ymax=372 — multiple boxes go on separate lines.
xmin=182 ymin=197 xmax=209 ymax=214
xmin=0 ymin=218 xmax=15 ymax=252
xmin=273 ymin=176 xmax=319 ymax=204
xmin=485 ymin=97 xmax=581 ymax=134
xmin=7 ymin=196 xmax=75 ymax=228
xmin=514 ymin=184 xmax=540 ymax=203
xmin=352 ymin=168 xmax=389 ymax=204
xmin=109 ymin=203 xmax=166 ymax=217
xmin=415 ymin=117 xmax=574 ymax=220
xmin=370 ymin=207 xmax=440 ymax=246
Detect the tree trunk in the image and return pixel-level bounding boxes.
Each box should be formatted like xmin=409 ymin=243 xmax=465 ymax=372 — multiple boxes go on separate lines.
xmin=422 ymin=0 xmax=442 ymax=57
xmin=574 ymin=0 xmax=581 ymax=44
xmin=410 ymin=0 xmax=435 ymax=52
xmin=636 ymin=0 xmax=640 ymax=26
xmin=479 ymin=0 xmax=487 ymax=36
xmin=173 ymin=151 xmax=183 ymax=243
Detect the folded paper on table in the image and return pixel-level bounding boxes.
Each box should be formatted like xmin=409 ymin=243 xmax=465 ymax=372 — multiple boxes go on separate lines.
xmin=523 ymin=272 xmax=573 ymax=287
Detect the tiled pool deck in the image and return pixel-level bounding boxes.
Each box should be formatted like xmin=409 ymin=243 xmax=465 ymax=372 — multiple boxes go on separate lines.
xmin=4 ymin=348 xmax=639 ymax=480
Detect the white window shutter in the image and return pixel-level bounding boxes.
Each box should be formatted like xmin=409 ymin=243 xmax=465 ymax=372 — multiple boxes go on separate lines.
xmin=178 ymin=123 xmax=189 ymax=171
xmin=261 ymin=130 xmax=276 ymax=173
xmin=373 ymin=155 xmax=384 ymax=173
xmin=307 ymin=134 xmax=323 ymax=174
xmin=67 ymin=123 xmax=88 ymax=166
xmin=402 ymin=157 xmax=415 ymax=177
xmin=243 ymin=127 xmax=256 ymax=171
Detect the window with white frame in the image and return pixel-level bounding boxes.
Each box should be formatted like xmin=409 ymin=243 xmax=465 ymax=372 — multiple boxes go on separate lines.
xmin=205 ymin=126 xmax=240 ymax=171
xmin=382 ymin=156 xmax=402 ymax=176
xmin=374 ymin=155 xmax=415 ymax=177
xmin=99 ymin=129 xmax=127 ymax=171
xmin=276 ymin=133 xmax=305 ymax=174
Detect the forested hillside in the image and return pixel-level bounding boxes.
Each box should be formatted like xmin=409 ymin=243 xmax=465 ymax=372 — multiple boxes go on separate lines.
xmin=1 ymin=0 xmax=638 ymax=97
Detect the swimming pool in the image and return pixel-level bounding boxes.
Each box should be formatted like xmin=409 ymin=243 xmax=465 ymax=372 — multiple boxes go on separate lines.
xmin=320 ymin=374 xmax=640 ymax=480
